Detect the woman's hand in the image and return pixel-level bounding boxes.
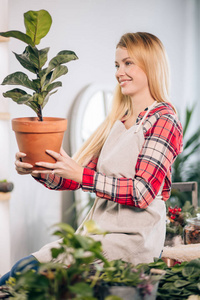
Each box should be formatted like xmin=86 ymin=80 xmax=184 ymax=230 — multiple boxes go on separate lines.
xmin=32 ymin=148 xmax=84 ymax=183
xmin=15 ymin=152 xmax=40 ymax=177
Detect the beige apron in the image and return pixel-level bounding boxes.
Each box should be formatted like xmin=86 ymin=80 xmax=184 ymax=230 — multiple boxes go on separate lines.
xmin=33 ymin=101 xmax=166 ymax=265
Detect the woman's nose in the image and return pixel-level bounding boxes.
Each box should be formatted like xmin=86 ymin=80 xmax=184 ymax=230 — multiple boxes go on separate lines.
xmin=115 ymin=65 xmax=125 ymax=77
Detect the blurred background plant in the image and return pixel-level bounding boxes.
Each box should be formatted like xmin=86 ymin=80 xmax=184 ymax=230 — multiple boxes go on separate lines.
xmin=171 ymin=104 xmax=200 ymax=207
xmin=165 ymin=201 xmax=200 ymax=245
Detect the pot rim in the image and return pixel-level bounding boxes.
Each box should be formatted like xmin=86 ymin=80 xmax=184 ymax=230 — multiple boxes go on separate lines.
xmin=12 ymin=117 xmax=68 ymax=133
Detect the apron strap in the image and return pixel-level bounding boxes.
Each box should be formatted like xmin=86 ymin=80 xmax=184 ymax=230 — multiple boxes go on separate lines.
xmin=134 ymin=101 xmax=157 ymax=133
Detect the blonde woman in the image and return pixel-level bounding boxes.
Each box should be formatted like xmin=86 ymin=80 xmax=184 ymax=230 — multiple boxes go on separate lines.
xmin=0 ymin=32 xmax=183 ymax=285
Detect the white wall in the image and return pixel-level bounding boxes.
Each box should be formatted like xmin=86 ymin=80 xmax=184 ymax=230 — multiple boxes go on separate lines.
xmin=2 ymin=0 xmax=199 ymax=266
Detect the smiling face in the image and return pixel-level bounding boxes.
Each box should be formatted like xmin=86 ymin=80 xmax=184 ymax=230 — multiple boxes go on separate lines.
xmin=115 ymin=47 xmax=150 ymax=99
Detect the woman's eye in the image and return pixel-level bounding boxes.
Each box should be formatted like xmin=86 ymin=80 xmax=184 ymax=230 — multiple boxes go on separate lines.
xmin=115 ymin=64 xmax=119 ymax=69
xmin=125 ymin=61 xmax=132 ymax=66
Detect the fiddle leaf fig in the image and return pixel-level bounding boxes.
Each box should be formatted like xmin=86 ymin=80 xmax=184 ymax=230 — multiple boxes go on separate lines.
xmin=0 ymin=10 xmax=78 ymax=121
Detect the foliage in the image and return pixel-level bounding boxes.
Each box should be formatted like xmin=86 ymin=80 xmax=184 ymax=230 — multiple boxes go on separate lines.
xmin=1 ymin=222 xmax=160 ymax=299
xmin=0 ymin=10 xmax=78 ymax=121
xmin=171 ymin=105 xmax=200 ymax=206
xmin=2 ymin=221 xmax=200 ymax=299
xmin=166 ymin=201 xmax=200 ymax=240
xmin=157 ymin=259 xmax=200 ymax=299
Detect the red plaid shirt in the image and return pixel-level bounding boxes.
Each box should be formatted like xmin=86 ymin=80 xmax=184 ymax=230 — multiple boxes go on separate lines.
xmin=37 ymin=102 xmax=183 ymax=208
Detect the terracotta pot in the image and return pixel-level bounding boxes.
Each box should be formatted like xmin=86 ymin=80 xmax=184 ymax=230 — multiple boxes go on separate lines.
xmin=12 ymin=117 xmax=67 ymax=170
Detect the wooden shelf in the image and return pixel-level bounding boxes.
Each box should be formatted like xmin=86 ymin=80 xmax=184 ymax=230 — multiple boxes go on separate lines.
xmin=0 ymin=36 xmax=10 ymax=43
xmin=0 ymin=192 xmax=11 ymax=201
xmin=0 ymin=112 xmax=10 ymax=120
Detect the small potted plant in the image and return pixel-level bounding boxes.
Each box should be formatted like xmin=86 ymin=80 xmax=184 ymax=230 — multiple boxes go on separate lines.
xmin=0 ymin=9 xmax=78 ymax=169
xmin=0 ymin=221 xmax=162 ymax=300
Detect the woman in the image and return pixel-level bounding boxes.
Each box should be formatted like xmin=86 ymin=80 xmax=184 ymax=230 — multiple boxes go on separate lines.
xmin=0 ymin=32 xmax=183 ymax=285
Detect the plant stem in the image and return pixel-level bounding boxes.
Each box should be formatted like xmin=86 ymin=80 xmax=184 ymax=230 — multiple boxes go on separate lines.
xmin=38 ymin=105 xmax=43 ymax=121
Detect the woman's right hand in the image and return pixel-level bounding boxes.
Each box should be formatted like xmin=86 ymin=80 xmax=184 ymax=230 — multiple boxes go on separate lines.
xmin=15 ymin=152 xmax=40 ymax=178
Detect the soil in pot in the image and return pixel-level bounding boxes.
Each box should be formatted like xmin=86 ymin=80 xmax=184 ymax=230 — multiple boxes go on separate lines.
xmin=12 ymin=117 xmax=67 ymax=170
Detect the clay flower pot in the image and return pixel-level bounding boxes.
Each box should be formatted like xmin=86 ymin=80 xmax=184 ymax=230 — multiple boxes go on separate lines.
xmin=12 ymin=117 xmax=67 ymax=170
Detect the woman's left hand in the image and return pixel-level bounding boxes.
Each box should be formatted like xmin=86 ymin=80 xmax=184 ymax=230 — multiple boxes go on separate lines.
xmin=32 ymin=148 xmax=83 ymax=183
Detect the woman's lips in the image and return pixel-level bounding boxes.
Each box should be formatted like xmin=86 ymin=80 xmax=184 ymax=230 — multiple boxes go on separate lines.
xmin=119 ymin=79 xmax=132 ymax=87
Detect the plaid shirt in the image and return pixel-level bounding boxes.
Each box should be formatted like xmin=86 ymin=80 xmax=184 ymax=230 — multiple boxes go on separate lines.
xmin=37 ymin=102 xmax=183 ymax=209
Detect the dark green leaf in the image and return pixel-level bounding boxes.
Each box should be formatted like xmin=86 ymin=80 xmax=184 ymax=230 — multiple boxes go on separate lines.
xmin=46 ymin=81 xmax=62 ymax=92
xmin=2 ymin=72 xmax=36 ymax=91
xmin=14 ymin=51 xmax=37 ymax=74
xmin=32 ymin=92 xmax=49 ymax=105
xmin=49 ymin=65 xmax=68 ymax=82
xmin=186 ymin=282 xmax=200 ymax=292
xmin=182 ymin=266 xmax=194 ymax=277
xmin=14 ymin=46 xmax=49 ymax=73
xmin=51 ymin=247 xmax=65 ymax=259
xmin=174 ymin=280 xmax=190 ymax=288
xmin=2 ymin=88 xmax=27 ymax=102
xmin=17 ymin=94 xmax=33 ymax=104
xmin=24 ymin=10 xmax=52 ymax=45
xmin=47 ymin=50 xmax=78 ymax=71
xmin=0 ymin=30 xmax=34 ymax=46
xmin=27 ymin=46 xmax=49 ymax=70
xmin=68 ymin=282 xmax=93 ymax=297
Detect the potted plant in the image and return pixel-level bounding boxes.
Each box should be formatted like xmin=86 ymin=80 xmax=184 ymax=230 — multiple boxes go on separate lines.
xmin=0 ymin=10 xmax=78 ymax=169
xmin=0 ymin=221 xmax=162 ymax=300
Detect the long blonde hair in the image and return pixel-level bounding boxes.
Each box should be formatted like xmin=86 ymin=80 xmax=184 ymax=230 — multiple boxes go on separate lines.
xmin=73 ymin=32 xmax=171 ymax=166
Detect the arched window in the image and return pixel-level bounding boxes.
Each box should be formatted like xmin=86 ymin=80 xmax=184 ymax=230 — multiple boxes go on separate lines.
xmin=70 ymin=83 xmax=113 ymax=225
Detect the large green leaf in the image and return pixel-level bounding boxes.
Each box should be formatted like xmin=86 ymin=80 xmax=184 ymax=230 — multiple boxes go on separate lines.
xmin=14 ymin=46 xmax=49 ymax=73
xmin=24 ymin=10 xmax=52 ymax=46
xmin=2 ymin=72 xmax=37 ymax=91
xmin=49 ymin=65 xmax=68 ymax=83
xmin=30 ymin=92 xmax=49 ymax=106
xmin=46 ymin=81 xmax=62 ymax=92
xmin=47 ymin=50 xmax=78 ymax=72
xmin=0 ymin=30 xmax=34 ymax=46
xmin=17 ymin=94 xmax=33 ymax=104
xmin=14 ymin=51 xmax=37 ymax=74
xmin=68 ymin=282 xmax=93 ymax=298
xmin=3 ymin=88 xmax=28 ymax=102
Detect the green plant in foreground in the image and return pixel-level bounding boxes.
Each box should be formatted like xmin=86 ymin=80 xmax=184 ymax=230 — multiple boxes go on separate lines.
xmin=1 ymin=222 xmax=162 ymax=299
xmin=157 ymin=259 xmax=200 ymax=300
xmin=2 ymin=221 xmax=200 ymax=299
xmin=0 ymin=10 xmax=78 ymax=121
